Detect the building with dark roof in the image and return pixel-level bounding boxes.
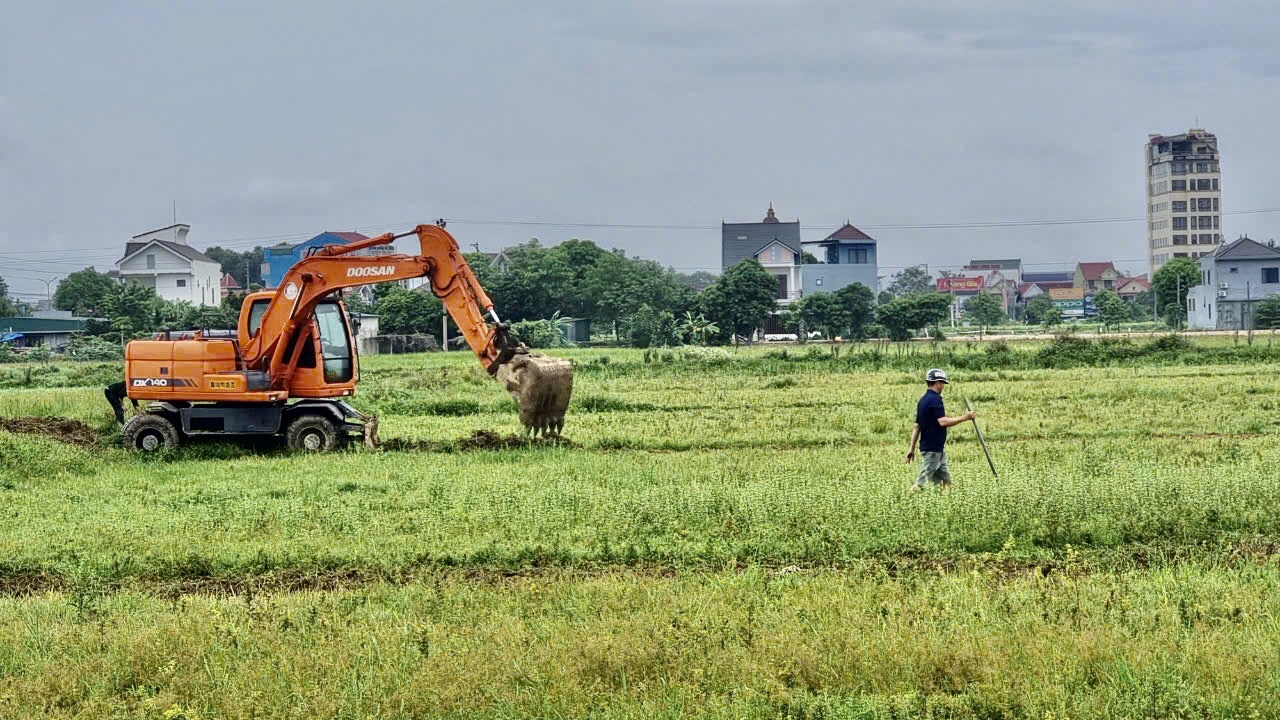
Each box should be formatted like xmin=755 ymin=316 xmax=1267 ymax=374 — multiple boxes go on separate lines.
xmin=800 ymin=222 xmax=878 ymax=299
xmin=721 ymin=204 xmax=804 ymax=311
xmin=0 ymin=313 xmax=87 ymax=349
xmin=722 ymin=204 xmax=801 ymax=271
xmin=1187 ymin=236 xmax=1280 ymax=329
xmin=116 ymin=224 xmax=222 ymax=307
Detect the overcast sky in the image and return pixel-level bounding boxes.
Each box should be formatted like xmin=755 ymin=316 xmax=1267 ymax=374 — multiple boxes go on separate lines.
xmin=3 ymin=1 xmax=1279 ymax=298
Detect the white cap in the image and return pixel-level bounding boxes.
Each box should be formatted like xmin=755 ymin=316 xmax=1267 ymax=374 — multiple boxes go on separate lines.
xmin=926 ymin=368 xmax=950 ymax=384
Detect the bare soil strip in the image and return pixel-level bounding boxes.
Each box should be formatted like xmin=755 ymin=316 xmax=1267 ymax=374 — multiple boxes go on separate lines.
xmin=0 ymin=416 xmax=99 ymax=447
xmin=2 ymin=537 xmax=1274 ymax=599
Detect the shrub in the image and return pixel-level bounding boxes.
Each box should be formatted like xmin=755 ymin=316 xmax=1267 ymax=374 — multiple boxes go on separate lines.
xmin=64 ymin=336 xmax=123 ymax=361
xmin=510 ymin=318 xmax=570 ymax=348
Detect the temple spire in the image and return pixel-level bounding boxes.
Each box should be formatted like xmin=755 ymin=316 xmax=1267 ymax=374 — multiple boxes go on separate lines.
xmin=763 ymin=202 xmax=779 ymax=224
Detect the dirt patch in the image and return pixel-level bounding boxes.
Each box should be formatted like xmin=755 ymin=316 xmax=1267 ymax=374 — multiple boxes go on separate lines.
xmin=460 ymin=429 xmax=575 ymax=450
xmin=0 ymin=417 xmax=99 ymax=447
xmin=378 ymin=429 xmax=575 ymax=453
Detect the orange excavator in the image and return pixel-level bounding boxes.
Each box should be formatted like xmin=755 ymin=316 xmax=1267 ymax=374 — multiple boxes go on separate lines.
xmin=104 ymin=223 xmax=573 ymax=452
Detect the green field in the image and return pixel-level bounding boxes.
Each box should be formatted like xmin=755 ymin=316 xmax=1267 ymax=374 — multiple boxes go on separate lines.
xmin=2 ymin=341 xmax=1280 ymax=718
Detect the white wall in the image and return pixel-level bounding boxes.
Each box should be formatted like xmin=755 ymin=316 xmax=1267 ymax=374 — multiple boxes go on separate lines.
xmin=120 ymin=246 xmax=191 ymax=274
xmin=118 ymin=247 xmax=221 ymax=307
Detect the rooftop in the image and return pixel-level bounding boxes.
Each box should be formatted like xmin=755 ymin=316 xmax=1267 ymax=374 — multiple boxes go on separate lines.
xmin=1212 ymin=236 xmax=1280 ymax=261
xmin=120 ymin=239 xmax=217 ymax=265
xmin=967 ymin=258 xmax=1021 ymax=270
xmin=1023 ymin=271 xmax=1073 ymax=283
xmin=0 ymin=317 xmax=87 ymax=333
xmin=723 ymin=203 xmax=798 ymax=227
xmin=131 ymin=223 xmax=191 ymax=240
xmin=821 ymin=222 xmax=873 ymax=242
xmin=1077 ymin=262 xmax=1118 ymax=281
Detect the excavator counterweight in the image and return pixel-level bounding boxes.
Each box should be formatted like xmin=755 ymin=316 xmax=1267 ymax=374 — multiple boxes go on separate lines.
xmin=108 ymin=223 xmax=574 ymax=451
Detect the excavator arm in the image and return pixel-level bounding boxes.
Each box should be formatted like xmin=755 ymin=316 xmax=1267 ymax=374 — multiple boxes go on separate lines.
xmin=241 ymin=223 xmax=572 ymax=434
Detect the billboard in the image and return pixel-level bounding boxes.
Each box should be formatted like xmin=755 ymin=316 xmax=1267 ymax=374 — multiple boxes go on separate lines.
xmin=1048 ymin=286 xmax=1084 ymax=300
xmin=1052 ymin=293 xmax=1097 ymax=318
xmin=936 ymin=276 xmax=984 ymax=292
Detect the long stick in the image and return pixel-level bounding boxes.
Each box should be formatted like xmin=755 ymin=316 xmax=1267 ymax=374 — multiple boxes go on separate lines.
xmin=964 ymin=397 xmax=998 ymax=479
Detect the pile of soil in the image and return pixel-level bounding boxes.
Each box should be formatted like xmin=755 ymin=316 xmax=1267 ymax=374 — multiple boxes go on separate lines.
xmin=378 ymin=429 xmax=575 ymax=453
xmin=459 ymin=429 xmax=575 ymax=450
xmin=0 ymin=417 xmax=99 ymax=447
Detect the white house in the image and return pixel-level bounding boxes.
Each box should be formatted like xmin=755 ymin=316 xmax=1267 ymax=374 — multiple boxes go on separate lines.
xmin=1186 ymin=236 xmax=1280 ymax=330
xmin=116 ymin=224 xmax=222 ymax=307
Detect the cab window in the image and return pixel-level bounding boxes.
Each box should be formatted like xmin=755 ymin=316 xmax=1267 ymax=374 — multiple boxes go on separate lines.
xmin=248 ymin=299 xmax=270 ymax=338
xmin=314 ymin=302 xmax=353 ymax=383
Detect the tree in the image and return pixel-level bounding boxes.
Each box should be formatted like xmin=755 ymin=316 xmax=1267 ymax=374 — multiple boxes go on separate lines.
xmin=1130 ymin=290 xmax=1156 ymax=322
xmin=886 ymin=266 xmax=934 ymax=297
xmin=877 ymin=291 xmax=895 ymax=307
xmin=622 ymin=304 xmax=679 ymax=347
xmin=672 ymin=270 xmax=718 ymax=293
xmin=54 ymin=268 xmax=118 ymax=316
xmin=375 ymin=286 xmax=443 ymax=335
xmin=962 ymin=292 xmax=1006 ymax=329
xmin=1151 ymin=257 xmax=1200 ymax=327
xmin=1093 ymin=289 xmax=1129 ymax=330
xmin=342 ymin=291 xmax=375 ymax=315
xmin=802 ymin=251 xmax=821 ymax=264
xmin=204 ymin=246 xmax=265 ymax=288
xmin=876 ymin=293 xmax=951 ymax=341
xmin=485 ymin=240 xmax=575 ymax=322
xmin=677 ymin=311 xmax=719 ymax=345
xmin=698 ymin=259 xmax=778 ymax=344
xmin=583 ymin=250 xmax=693 ymax=336
xmin=101 ymin=282 xmax=159 ymax=334
xmin=0 ymin=276 xmax=17 ymax=316
xmin=834 ymin=283 xmax=875 ymax=340
xmin=1024 ymin=295 xmax=1056 ymax=324
xmin=1040 ymin=303 xmax=1063 ymax=328
xmin=1256 ymin=295 xmax=1280 ymax=329
xmin=784 ymin=292 xmax=848 ymax=340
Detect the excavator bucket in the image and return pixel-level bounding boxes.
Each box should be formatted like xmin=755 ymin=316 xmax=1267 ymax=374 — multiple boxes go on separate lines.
xmin=495 ymin=352 xmax=574 ymax=436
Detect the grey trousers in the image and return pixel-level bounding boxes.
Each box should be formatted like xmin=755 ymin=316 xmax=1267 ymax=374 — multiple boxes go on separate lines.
xmin=915 ymin=451 xmax=951 ymax=486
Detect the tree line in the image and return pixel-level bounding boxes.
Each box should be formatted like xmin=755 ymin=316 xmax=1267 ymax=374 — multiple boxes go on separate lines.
xmin=9 ymin=243 xmax=1264 ymax=351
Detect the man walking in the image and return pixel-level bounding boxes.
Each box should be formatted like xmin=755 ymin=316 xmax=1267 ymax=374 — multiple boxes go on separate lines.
xmin=906 ymin=368 xmax=975 ymax=492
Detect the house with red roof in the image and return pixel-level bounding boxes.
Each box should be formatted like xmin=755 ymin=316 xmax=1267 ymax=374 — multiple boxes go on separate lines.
xmin=1116 ymin=275 xmax=1150 ymax=301
xmin=1074 ymin=262 xmax=1121 ymax=293
xmin=219 ymin=272 xmax=243 ymax=299
xmin=799 ymin=220 xmax=878 ymax=299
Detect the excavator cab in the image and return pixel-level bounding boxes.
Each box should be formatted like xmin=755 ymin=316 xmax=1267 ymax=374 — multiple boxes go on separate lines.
xmin=240 ymin=293 xmax=357 ymax=397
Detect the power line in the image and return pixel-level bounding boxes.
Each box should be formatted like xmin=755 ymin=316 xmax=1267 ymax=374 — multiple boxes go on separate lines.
xmin=4 ymin=206 xmax=1276 ymax=263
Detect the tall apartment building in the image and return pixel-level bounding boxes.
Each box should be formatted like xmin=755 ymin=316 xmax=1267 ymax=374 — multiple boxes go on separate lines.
xmin=1146 ymin=128 xmax=1222 ymax=275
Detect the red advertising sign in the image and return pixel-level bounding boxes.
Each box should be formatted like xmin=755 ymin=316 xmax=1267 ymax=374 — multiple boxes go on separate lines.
xmin=936 ymin=276 xmax=985 ymax=292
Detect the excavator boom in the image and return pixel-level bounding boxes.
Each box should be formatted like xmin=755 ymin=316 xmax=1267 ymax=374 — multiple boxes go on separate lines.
xmin=252 ymin=223 xmax=573 ymax=435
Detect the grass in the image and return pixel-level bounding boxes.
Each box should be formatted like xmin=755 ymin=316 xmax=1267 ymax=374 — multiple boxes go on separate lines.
xmin=2 ymin=344 xmax=1279 ymax=717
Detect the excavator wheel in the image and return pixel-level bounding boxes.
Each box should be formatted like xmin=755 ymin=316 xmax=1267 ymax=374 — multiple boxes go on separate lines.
xmin=123 ymin=413 xmax=180 ymax=453
xmin=286 ymin=414 xmax=339 ymax=453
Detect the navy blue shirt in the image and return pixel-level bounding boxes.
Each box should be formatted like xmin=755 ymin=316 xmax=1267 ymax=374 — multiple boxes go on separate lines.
xmin=915 ymin=389 xmax=947 ymax=452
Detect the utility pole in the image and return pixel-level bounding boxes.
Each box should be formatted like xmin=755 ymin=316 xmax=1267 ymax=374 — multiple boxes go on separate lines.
xmin=1176 ymin=274 xmax=1182 ymax=331
xmin=1246 ymin=281 xmax=1253 ymax=341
